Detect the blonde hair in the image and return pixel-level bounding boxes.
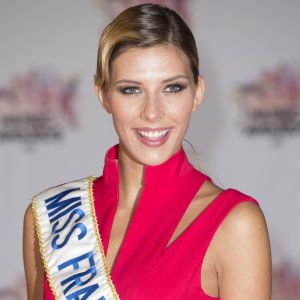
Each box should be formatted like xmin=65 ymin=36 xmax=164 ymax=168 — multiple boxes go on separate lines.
xmin=94 ymin=3 xmax=199 ymax=90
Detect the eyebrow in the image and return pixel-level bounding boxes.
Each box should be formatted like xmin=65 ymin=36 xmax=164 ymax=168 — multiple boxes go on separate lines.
xmin=162 ymin=75 xmax=189 ymax=83
xmin=114 ymin=75 xmax=189 ymax=85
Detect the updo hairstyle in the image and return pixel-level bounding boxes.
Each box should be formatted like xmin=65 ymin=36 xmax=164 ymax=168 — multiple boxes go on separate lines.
xmin=94 ymin=3 xmax=199 ymax=91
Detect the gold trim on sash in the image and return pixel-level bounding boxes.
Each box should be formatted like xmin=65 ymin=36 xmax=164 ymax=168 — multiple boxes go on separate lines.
xmin=32 ymin=196 xmax=59 ymax=300
xmin=88 ymin=176 xmax=120 ymax=300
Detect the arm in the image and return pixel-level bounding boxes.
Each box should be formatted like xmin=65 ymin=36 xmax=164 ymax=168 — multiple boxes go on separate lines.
xmin=216 ymin=202 xmax=272 ymax=299
xmin=23 ymin=204 xmax=44 ymax=300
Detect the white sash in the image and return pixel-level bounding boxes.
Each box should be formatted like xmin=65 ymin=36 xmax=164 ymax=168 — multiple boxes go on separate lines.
xmin=32 ymin=177 xmax=120 ymax=300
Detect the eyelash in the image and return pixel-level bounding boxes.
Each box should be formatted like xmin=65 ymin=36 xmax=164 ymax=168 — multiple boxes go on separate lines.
xmin=165 ymin=83 xmax=186 ymax=93
xmin=118 ymin=83 xmax=187 ymax=95
xmin=119 ymin=86 xmax=141 ymax=95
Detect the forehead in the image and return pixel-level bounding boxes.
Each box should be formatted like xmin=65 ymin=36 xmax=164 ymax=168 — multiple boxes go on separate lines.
xmin=110 ymin=45 xmax=192 ymax=81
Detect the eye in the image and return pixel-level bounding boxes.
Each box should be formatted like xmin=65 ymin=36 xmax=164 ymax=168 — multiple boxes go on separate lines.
xmin=164 ymin=83 xmax=186 ymax=93
xmin=119 ymin=86 xmax=141 ymax=95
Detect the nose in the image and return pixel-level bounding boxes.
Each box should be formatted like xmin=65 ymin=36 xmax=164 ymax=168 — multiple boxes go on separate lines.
xmin=140 ymin=93 xmax=164 ymax=122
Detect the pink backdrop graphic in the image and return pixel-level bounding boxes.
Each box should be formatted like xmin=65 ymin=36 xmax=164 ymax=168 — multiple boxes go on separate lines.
xmin=235 ymin=64 xmax=300 ymax=141
xmin=0 ymin=277 xmax=26 ymax=300
xmin=0 ymin=69 xmax=79 ymax=144
xmin=272 ymin=262 xmax=300 ymax=299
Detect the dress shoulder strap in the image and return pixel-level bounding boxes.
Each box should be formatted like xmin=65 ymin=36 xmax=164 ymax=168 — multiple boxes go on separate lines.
xmin=193 ymin=188 xmax=259 ymax=259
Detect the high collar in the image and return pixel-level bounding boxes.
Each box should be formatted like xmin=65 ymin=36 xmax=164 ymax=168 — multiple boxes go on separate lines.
xmin=102 ymin=144 xmax=196 ymax=186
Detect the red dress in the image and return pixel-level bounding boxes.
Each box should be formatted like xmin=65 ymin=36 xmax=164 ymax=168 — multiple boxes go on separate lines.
xmin=43 ymin=144 xmax=259 ymax=299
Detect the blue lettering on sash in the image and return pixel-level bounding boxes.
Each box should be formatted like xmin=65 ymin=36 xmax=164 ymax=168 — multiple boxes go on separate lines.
xmin=66 ymin=285 xmax=105 ymax=300
xmin=45 ymin=188 xmax=81 ymax=224
xmin=52 ymin=223 xmax=87 ymax=249
xmin=42 ymin=186 xmax=108 ymax=298
xmin=58 ymin=251 xmax=105 ymax=300
xmin=52 ymin=208 xmax=85 ymax=234
xmin=44 ymin=188 xmax=87 ymax=249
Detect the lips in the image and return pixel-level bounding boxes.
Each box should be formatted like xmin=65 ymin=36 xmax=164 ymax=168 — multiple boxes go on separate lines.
xmin=133 ymin=127 xmax=172 ymax=147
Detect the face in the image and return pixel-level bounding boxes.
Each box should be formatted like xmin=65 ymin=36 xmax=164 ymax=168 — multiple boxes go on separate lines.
xmin=96 ymin=44 xmax=205 ymax=166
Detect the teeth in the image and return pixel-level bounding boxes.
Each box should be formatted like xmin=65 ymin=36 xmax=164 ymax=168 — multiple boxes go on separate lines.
xmin=137 ymin=129 xmax=169 ymax=139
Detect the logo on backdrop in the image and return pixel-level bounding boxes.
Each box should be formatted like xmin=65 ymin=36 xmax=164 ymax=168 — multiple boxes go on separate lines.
xmin=91 ymin=0 xmax=191 ymax=22
xmin=0 ymin=69 xmax=79 ymax=144
xmin=0 ymin=276 xmax=27 ymax=300
xmin=273 ymin=261 xmax=300 ymax=299
xmin=234 ymin=64 xmax=300 ymax=141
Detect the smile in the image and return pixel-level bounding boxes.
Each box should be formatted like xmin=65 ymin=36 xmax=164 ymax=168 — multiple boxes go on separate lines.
xmin=133 ymin=128 xmax=172 ymax=147
xmin=137 ymin=129 xmax=169 ymax=139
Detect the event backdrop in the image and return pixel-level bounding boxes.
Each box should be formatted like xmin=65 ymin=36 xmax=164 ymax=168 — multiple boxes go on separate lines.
xmin=1 ymin=0 xmax=299 ymax=299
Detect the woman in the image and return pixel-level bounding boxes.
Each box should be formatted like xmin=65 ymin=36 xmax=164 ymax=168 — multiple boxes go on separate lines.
xmin=23 ymin=3 xmax=272 ymax=300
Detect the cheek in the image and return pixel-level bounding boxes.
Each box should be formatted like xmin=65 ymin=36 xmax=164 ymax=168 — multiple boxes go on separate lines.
xmin=167 ymin=99 xmax=194 ymax=124
xmin=110 ymin=101 xmax=137 ymax=130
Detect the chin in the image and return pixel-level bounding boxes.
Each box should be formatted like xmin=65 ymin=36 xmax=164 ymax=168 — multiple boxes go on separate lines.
xmin=140 ymin=155 xmax=168 ymax=166
xmin=134 ymin=146 xmax=180 ymax=166
xmin=119 ymin=138 xmax=181 ymax=166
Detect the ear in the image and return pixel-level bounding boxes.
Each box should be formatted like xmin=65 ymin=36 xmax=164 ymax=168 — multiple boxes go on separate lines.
xmin=192 ymin=75 xmax=205 ymax=112
xmin=94 ymin=85 xmax=112 ymax=113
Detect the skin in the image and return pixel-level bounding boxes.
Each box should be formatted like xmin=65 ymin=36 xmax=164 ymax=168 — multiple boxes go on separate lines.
xmin=23 ymin=44 xmax=272 ymax=299
xmin=98 ymin=45 xmax=204 ymax=168
xmin=23 ymin=205 xmax=44 ymax=299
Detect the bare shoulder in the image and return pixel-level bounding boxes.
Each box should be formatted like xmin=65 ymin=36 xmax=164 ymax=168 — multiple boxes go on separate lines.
xmin=23 ymin=203 xmax=44 ymax=299
xmin=218 ymin=200 xmax=268 ymax=240
xmin=214 ymin=199 xmax=270 ymax=257
xmin=199 ymin=179 xmax=224 ymax=196
xmin=211 ymin=198 xmax=272 ymax=299
xmin=24 ymin=203 xmax=34 ymax=226
xmin=23 ymin=204 xmax=35 ymax=245
xmin=194 ymin=179 xmax=224 ymax=207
